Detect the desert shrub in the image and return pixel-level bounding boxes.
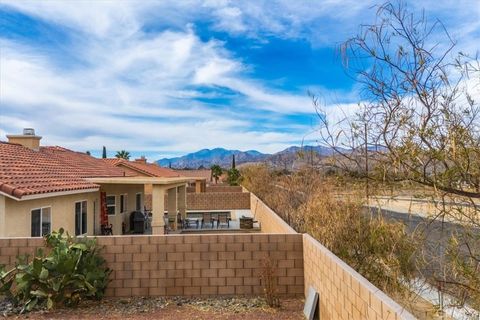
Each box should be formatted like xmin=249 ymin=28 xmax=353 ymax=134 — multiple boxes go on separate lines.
xmin=259 ymin=255 xmax=280 ymax=308
xmin=0 ymin=229 xmax=110 ymax=312
xmin=242 ymin=166 xmax=418 ymax=297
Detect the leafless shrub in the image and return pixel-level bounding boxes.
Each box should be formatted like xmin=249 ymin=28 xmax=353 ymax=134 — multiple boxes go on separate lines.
xmin=259 ymin=255 xmax=280 ymax=308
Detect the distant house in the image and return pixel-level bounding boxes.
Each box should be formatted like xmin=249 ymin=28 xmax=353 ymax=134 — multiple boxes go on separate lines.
xmin=0 ymin=129 xmax=192 ymax=237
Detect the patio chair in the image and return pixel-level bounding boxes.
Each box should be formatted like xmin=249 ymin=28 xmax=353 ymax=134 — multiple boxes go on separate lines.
xmin=101 ymin=224 xmax=113 ymax=235
xmin=164 ymin=215 xmax=172 ymax=234
xmin=201 ymin=212 xmax=214 ymax=228
xmin=217 ymin=213 xmax=230 ymax=229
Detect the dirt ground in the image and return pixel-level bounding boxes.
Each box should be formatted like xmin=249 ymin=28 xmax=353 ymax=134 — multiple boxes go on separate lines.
xmin=7 ymin=297 xmax=304 ymax=320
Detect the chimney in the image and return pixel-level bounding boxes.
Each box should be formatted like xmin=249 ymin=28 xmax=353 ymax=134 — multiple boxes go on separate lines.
xmin=7 ymin=128 xmax=42 ymax=151
xmin=134 ymin=155 xmax=147 ymax=164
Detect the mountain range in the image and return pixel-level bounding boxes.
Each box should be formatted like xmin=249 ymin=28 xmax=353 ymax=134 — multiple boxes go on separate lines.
xmin=157 ymin=146 xmax=337 ymax=169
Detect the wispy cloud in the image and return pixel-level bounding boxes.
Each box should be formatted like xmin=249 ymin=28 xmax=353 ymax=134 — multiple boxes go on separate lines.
xmin=0 ymin=0 xmax=478 ymax=159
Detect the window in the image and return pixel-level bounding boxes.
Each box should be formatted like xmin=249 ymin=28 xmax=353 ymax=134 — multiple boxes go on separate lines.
xmin=120 ymin=194 xmax=128 ymax=213
xmin=31 ymin=207 xmax=51 ymax=237
xmin=135 ymin=193 xmax=142 ymax=211
xmin=106 ymin=195 xmax=116 ymax=215
xmin=75 ymin=201 xmax=87 ymax=236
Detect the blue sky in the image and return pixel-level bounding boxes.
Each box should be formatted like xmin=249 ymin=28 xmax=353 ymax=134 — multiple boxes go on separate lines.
xmin=0 ymin=1 xmax=479 ymax=159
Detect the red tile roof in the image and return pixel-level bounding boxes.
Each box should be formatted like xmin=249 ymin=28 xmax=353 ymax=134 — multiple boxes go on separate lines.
xmin=40 ymin=147 xmax=131 ymax=178
xmin=104 ymin=158 xmax=180 ymax=178
xmin=0 ymin=142 xmax=100 ymax=199
xmin=175 ymin=169 xmax=212 ymax=181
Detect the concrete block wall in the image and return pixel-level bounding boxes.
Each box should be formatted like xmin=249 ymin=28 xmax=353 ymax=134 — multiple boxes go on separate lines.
xmin=0 ymin=234 xmax=304 ymax=298
xmin=164 ymin=192 xmax=251 ymax=211
xmin=303 ymin=234 xmax=415 ymax=320
xmin=186 ymin=186 xmax=243 ymax=193
xmin=250 ymin=193 xmax=296 ymax=234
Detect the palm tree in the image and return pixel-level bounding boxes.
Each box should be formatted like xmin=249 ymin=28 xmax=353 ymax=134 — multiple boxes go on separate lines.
xmin=115 ymin=150 xmax=131 ymax=160
xmin=210 ymin=164 xmax=222 ymax=184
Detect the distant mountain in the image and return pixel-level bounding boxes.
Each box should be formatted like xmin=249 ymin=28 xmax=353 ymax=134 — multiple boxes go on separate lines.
xmin=157 ymin=148 xmax=268 ymax=169
xmin=156 ymin=145 xmax=344 ymax=169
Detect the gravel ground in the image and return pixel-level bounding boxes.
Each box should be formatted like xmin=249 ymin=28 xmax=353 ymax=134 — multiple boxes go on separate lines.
xmin=2 ymin=296 xmax=304 ymax=319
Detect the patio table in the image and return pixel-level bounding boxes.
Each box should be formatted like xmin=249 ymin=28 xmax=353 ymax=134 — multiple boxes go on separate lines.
xmin=184 ymin=217 xmax=200 ymax=229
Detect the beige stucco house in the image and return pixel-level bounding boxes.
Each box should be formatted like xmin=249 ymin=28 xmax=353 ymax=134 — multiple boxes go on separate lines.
xmin=0 ymin=129 xmax=192 ymax=238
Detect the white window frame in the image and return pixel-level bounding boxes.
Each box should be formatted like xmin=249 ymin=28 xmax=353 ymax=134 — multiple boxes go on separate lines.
xmin=120 ymin=193 xmax=128 ymax=213
xmin=31 ymin=206 xmax=52 ymax=237
xmin=106 ymin=195 xmax=116 ymax=215
xmin=74 ymin=200 xmax=88 ymax=236
xmin=135 ymin=192 xmax=142 ymax=211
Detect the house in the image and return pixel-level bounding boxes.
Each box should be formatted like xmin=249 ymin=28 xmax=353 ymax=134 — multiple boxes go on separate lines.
xmin=0 ymin=129 xmax=192 ymax=237
xmin=102 ymin=157 xmax=207 ymax=210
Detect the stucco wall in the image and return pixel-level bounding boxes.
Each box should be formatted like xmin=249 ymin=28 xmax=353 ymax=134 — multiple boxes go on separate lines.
xmin=99 ymin=184 xmax=145 ymax=235
xmin=2 ymin=192 xmax=97 ymax=237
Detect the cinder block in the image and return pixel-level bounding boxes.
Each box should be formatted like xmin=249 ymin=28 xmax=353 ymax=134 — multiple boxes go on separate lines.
xmin=209 ymin=260 xmax=226 ymax=269
xmin=201 ymin=269 xmax=217 ymax=278
xmin=184 ymin=252 xmax=201 ymax=261
xmin=132 ymin=270 xmax=150 ymax=279
xmin=140 ymin=279 xmax=157 ymax=288
xmin=192 ymin=243 xmax=209 ymax=252
xmin=278 ymin=277 xmax=295 ymax=285
xmin=167 ymin=252 xmax=183 ymax=261
xmin=132 ymin=253 xmax=149 ymax=262
xmin=158 ymin=278 xmax=175 ymax=287
xmin=9 ymin=239 xmax=28 ymax=247
xmin=244 ymin=243 xmax=260 ymax=251
xmin=184 ymin=269 xmax=201 ymax=278
xmin=218 ymin=286 xmax=235 ymax=295
xmin=226 ymin=243 xmax=242 ymax=251
xmin=176 ymin=261 xmax=193 ymax=270
xmin=235 ymin=251 xmax=252 ymax=260
xmin=141 ymin=261 xmax=158 ymax=271
xmin=149 ymin=269 xmax=166 ymax=279
xmin=166 ymin=287 xmax=183 ymax=295
xmin=193 ymin=260 xmax=209 ymax=269
xmin=209 ymin=243 xmax=226 ymax=252
xmin=149 ymin=236 xmax=167 ymax=244
xmin=226 ymin=260 xmax=243 ymax=269
xmin=115 ymin=288 xmax=132 ymax=297
xmin=192 ymin=277 xmax=209 ymax=286
xmin=244 ymin=277 xmax=260 ymax=286
xmin=184 ymin=286 xmax=201 ymax=296
xmin=218 ymin=251 xmax=235 ymax=260
xmin=209 ymin=277 xmax=226 ymax=286
xmin=252 ymin=235 xmax=269 ymax=243
xmin=141 ymin=244 xmax=157 ymax=253
xmin=115 ymin=237 xmax=132 ymax=245
xmin=175 ymin=243 xmax=192 ymax=252
xmin=131 ymin=236 xmax=149 ymax=245
xmin=123 ymin=279 xmax=140 ymax=288
xmin=226 ymin=277 xmax=243 ymax=286
xmin=183 ymin=235 xmax=200 ymax=244
xmin=115 ymin=253 xmax=132 ymax=262
xmin=131 ymin=287 xmax=149 ymax=296
xmin=157 ymin=244 xmax=175 ymax=252
xmin=201 ymin=252 xmax=217 ymax=261
xmin=123 ymin=245 xmax=140 ymax=253
xmin=116 ymin=270 xmax=133 ymax=279
xmin=174 ymin=277 xmax=192 ymax=286
xmin=218 ymin=268 xmax=235 ymax=277
xmin=166 ymin=236 xmax=183 ymax=244
xmin=200 ymin=235 xmax=218 ymax=244
xmin=235 ymin=268 xmax=252 ymax=277
xmin=235 ymin=285 xmax=252 ymax=295
xmin=201 ymin=286 xmax=218 ymax=295
xmin=150 ymin=252 xmax=167 ymax=262
xmin=149 ymin=287 xmax=166 ymax=296
xmin=167 ymin=269 xmax=184 ymax=278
